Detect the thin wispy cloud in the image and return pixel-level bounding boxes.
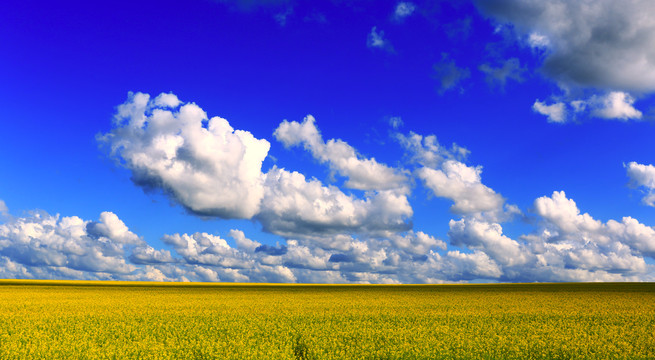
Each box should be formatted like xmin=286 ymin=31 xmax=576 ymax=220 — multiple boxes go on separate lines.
xmin=433 ymin=54 xmax=470 ymax=94
xmin=367 ymin=26 xmax=394 ymax=53
xmin=393 ymin=2 xmax=416 ymax=21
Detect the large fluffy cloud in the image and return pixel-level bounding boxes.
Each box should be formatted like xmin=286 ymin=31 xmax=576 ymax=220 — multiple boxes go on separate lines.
xmin=100 ymin=93 xmax=413 ymax=241
xmin=476 ymin=0 xmax=655 ymax=122
xmin=476 ymin=0 xmax=655 ymax=93
xmin=98 ymin=92 xmax=270 ymax=219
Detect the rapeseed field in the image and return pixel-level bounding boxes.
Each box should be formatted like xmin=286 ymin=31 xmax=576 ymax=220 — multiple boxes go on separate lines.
xmin=0 ymin=280 xmax=653 ymax=359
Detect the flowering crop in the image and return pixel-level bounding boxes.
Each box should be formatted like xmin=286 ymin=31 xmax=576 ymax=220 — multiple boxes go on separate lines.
xmin=0 ymin=281 xmax=653 ymax=359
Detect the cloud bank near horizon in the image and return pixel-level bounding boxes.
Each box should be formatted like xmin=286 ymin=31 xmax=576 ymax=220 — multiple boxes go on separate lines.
xmin=2 ymin=190 xmax=653 ymax=283
xmin=2 ymin=92 xmax=654 ymax=283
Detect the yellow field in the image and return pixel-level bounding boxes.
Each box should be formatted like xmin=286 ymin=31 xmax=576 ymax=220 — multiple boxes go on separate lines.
xmin=0 ymin=281 xmax=653 ymax=359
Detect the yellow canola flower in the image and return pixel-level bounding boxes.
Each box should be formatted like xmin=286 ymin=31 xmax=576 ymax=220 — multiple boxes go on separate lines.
xmin=0 ymin=281 xmax=653 ymax=359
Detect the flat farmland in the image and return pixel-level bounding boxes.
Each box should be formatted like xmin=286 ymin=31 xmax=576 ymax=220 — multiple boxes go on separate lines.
xmin=0 ymin=281 xmax=653 ymax=359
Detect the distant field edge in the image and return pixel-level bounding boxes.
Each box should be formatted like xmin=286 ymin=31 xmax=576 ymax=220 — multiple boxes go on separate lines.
xmin=0 ymin=279 xmax=654 ymax=290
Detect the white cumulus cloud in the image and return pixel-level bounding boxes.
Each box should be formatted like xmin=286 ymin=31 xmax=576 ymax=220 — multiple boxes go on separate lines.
xmin=393 ymin=2 xmax=416 ymax=20
xmin=396 ymin=131 xmax=469 ymax=169
xmin=590 ymin=92 xmax=642 ymax=120
xmin=533 ymin=100 xmax=566 ymax=123
xmin=532 ymin=191 xmax=655 ymax=259
xmin=418 ymin=160 xmax=505 ymax=216
xmin=534 ymin=92 xmax=643 ymax=123
xmin=476 ymin=0 xmax=655 ymax=93
xmin=0 ymin=210 xmax=143 ymax=276
xmin=477 ymin=0 xmax=655 ymax=122
xmin=449 ymin=217 xmax=531 ymax=267
xmin=258 ymin=167 xmax=412 ymax=239
xmin=100 ymin=93 xmax=414 ymax=243
xmin=443 ymin=250 xmax=503 ymax=279
xmin=367 ymin=26 xmax=393 ymax=52
xmin=534 ymin=191 xmax=602 ymax=236
xmin=274 ymin=115 xmax=408 ymax=191
xmin=626 ymin=162 xmax=655 ymax=206
xmin=98 ymin=92 xmax=271 ymax=219
xmin=396 ymin=130 xmax=516 ymax=222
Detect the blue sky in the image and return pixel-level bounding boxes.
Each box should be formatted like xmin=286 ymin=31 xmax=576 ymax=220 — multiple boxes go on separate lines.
xmin=2 ymin=0 xmax=655 ymax=283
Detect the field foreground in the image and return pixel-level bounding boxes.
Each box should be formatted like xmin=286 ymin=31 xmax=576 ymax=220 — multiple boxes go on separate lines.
xmin=0 ymin=281 xmax=654 ymax=359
